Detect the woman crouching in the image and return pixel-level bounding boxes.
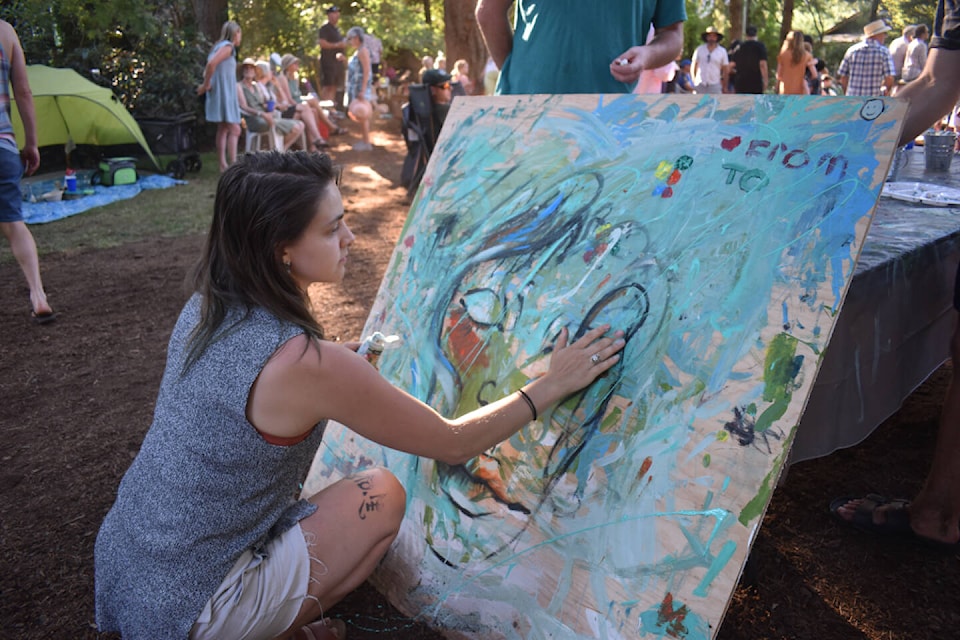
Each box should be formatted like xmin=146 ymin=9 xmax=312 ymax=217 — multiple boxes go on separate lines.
xmin=94 ymin=151 xmax=624 ymax=639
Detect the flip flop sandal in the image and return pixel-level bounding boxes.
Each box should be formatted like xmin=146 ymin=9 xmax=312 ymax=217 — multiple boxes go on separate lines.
xmin=829 ymin=493 xmax=913 ymax=536
xmin=831 ymin=494 xmax=960 ymax=552
xmin=31 ymin=310 xmax=57 ymax=325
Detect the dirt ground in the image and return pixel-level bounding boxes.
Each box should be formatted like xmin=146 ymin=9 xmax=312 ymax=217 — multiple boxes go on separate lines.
xmin=2 ymin=113 xmax=959 ymax=640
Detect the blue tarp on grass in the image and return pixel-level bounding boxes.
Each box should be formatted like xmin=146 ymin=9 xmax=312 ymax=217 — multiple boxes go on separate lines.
xmin=22 ymin=174 xmax=186 ymax=225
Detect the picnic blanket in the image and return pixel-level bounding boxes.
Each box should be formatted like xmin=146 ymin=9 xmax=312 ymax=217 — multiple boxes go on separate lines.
xmin=22 ymin=174 xmax=185 ymax=225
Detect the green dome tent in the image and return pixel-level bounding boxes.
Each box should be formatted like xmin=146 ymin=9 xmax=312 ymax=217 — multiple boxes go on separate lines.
xmin=10 ymin=65 xmax=161 ymax=170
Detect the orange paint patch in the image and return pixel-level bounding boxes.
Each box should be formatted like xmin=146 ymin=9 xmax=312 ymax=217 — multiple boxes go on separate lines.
xmin=657 ymin=592 xmax=690 ymax=638
xmin=446 ymin=307 xmax=490 ymax=371
xmin=637 ymin=455 xmax=653 ymax=480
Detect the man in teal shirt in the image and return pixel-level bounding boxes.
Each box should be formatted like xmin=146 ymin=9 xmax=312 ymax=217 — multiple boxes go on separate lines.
xmin=476 ymin=0 xmax=686 ymax=94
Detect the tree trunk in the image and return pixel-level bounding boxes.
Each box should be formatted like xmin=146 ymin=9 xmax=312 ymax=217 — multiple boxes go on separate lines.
xmin=191 ymin=0 xmax=229 ymax=43
xmin=423 ymin=0 xmax=433 ymax=25
xmin=729 ymin=0 xmax=744 ymax=42
xmin=780 ymin=0 xmax=794 ymax=47
xmin=443 ymin=0 xmax=487 ymax=95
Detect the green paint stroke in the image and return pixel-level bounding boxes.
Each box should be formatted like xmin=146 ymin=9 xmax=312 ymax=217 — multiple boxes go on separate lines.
xmin=600 ymin=405 xmax=624 ymax=431
xmin=738 ymin=428 xmax=795 ymax=525
xmin=759 ymin=333 xmax=802 ymax=431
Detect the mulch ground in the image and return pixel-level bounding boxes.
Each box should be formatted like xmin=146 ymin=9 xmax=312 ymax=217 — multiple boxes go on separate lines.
xmin=2 ymin=114 xmax=958 ymax=640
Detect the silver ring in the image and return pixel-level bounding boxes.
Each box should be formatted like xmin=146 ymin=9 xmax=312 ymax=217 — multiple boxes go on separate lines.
xmin=591 ymin=353 xmax=601 ymax=364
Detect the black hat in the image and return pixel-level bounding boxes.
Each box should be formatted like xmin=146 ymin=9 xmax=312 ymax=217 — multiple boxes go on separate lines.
xmin=326 ymin=5 xmax=340 ymax=12
xmin=422 ymin=68 xmax=452 ymax=87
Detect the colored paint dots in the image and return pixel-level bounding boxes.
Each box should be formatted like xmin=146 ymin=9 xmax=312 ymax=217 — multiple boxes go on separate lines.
xmin=654 ymin=160 xmax=673 ymax=180
xmin=583 ymin=223 xmax=617 ymax=262
xmin=652 ymin=156 xmax=692 ymax=198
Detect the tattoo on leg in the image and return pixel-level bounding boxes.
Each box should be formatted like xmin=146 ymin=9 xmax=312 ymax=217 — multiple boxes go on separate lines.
xmin=352 ymin=472 xmax=386 ymax=520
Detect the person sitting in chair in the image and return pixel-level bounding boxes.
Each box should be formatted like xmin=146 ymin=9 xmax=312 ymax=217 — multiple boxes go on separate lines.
xmin=400 ymin=68 xmax=454 ymax=195
xmin=237 ymin=58 xmax=304 ymax=151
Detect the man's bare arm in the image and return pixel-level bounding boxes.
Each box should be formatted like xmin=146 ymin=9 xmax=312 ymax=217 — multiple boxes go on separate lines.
xmin=476 ymin=0 xmax=513 ymax=69
xmin=896 ymin=48 xmax=960 ymax=145
xmin=610 ymin=22 xmax=684 ymax=84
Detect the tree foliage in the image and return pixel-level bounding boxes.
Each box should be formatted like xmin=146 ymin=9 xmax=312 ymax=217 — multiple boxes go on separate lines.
xmin=230 ymin=0 xmax=323 ymax=60
xmin=3 ymin=0 xmax=208 ymax=118
xmin=882 ymin=0 xmax=936 ymax=31
xmin=346 ymin=0 xmax=444 ymax=67
xmin=4 ymin=0 xmax=447 ymax=122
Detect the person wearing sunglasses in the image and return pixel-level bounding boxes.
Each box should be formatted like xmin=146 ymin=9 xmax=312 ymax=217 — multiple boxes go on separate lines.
xmin=691 ymin=25 xmax=729 ymax=94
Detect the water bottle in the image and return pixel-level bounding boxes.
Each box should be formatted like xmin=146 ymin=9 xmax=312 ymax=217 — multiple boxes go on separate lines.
xmin=64 ymin=169 xmax=77 ymax=193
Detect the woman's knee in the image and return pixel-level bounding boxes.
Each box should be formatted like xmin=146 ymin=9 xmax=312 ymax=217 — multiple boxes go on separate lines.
xmin=364 ymin=467 xmax=406 ymax=526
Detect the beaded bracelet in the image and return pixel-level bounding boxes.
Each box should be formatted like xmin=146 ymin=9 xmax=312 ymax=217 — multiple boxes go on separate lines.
xmin=517 ymin=388 xmax=537 ymax=421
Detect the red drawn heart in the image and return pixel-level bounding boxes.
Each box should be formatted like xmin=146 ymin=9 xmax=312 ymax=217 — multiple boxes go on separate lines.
xmin=721 ymin=136 xmax=741 ymax=151
xmin=661 ymin=187 xmax=674 ymax=198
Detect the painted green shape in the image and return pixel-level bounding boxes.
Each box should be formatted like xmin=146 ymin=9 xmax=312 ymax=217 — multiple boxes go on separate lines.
xmin=739 ymin=465 xmax=774 ymax=526
xmin=600 ymin=405 xmax=624 ymax=431
xmin=761 ymin=333 xmax=800 ymax=404
xmin=737 ymin=430 xmax=796 ymax=526
xmin=702 ymin=453 xmax=711 ymax=468
xmin=755 ymin=397 xmax=789 ymax=432
xmin=424 ymin=506 xmax=435 ymax=545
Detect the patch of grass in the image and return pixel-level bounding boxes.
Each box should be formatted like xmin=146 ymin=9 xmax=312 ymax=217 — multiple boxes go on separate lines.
xmin=0 ymin=152 xmax=220 ymax=264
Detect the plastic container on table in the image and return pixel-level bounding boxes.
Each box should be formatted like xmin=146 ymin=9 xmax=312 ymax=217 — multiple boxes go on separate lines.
xmin=924 ymin=130 xmax=957 ymax=171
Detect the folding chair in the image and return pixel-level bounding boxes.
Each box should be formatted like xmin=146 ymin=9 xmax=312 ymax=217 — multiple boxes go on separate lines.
xmin=243 ymin=117 xmax=283 ymax=152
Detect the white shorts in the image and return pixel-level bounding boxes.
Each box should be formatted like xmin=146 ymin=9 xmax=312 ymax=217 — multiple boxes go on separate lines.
xmin=190 ymin=524 xmax=310 ymax=640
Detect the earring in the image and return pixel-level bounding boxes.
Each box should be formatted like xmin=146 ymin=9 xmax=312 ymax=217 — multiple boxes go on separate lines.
xmin=283 ymin=261 xmax=291 ymax=272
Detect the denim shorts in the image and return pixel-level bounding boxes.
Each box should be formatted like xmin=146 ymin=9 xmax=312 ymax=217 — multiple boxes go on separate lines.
xmin=0 ymin=149 xmax=24 ymax=224
xmin=189 ymin=524 xmax=311 ymax=640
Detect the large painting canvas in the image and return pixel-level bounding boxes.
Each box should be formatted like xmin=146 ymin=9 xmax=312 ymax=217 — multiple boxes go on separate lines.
xmin=304 ymin=94 xmax=904 ymax=639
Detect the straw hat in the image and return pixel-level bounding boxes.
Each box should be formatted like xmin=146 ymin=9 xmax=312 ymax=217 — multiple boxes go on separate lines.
xmin=701 ymin=26 xmax=724 ymax=42
xmin=240 ymin=57 xmax=257 ymax=68
xmin=280 ymin=54 xmax=300 ymax=72
xmin=863 ymin=19 xmax=892 ymax=38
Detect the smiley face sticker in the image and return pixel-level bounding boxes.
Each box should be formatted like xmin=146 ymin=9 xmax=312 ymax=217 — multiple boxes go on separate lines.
xmin=860 ymin=98 xmax=885 ymax=121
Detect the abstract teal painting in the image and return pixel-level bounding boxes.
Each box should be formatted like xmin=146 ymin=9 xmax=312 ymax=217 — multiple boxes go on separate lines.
xmin=304 ymin=94 xmax=904 ymax=639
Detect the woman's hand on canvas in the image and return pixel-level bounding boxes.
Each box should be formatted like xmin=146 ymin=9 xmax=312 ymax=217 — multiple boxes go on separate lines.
xmin=542 ymin=325 xmax=625 ymax=396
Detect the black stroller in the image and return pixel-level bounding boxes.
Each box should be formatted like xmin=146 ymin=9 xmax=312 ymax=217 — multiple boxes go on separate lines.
xmin=135 ymin=113 xmax=202 ymax=179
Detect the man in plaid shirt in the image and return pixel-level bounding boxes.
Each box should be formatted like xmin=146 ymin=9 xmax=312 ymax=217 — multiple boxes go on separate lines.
xmin=838 ymin=19 xmax=896 ymax=96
